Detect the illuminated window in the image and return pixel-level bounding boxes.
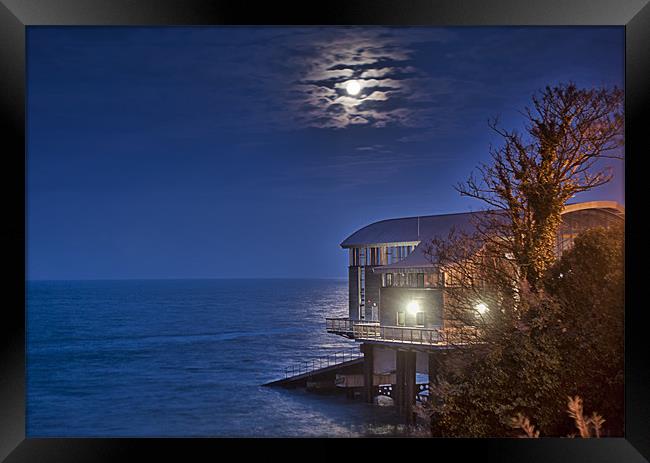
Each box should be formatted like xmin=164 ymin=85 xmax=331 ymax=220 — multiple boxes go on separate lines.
xmin=397 ymin=312 xmax=405 ymax=326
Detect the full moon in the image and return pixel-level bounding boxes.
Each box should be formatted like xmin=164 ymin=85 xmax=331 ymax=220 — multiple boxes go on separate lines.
xmin=346 ymin=80 xmax=361 ymax=96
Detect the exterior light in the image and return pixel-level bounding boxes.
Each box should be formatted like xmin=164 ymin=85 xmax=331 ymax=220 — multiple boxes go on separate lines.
xmin=475 ymin=303 xmax=488 ymax=315
xmin=406 ymin=300 xmax=420 ymax=315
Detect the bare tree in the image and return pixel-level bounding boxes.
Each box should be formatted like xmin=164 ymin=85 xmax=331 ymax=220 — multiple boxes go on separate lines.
xmin=421 ymin=84 xmax=625 ymax=437
xmin=456 ymin=83 xmax=623 ymax=288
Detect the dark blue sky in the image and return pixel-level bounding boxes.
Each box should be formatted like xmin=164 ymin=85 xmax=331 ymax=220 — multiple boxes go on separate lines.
xmin=27 ymin=27 xmax=624 ymax=280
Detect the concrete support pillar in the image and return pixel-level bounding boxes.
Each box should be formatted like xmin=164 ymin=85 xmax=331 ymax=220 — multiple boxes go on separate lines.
xmin=404 ymin=351 xmax=416 ymax=425
xmin=395 ymin=350 xmax=405 ymax=413
xmin=361 ymin=344 xmax=374 ymax=403
xmin=395 ymin=350 xmax=416 ymax=425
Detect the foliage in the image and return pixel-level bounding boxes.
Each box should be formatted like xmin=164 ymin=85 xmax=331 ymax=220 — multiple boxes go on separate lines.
xmin=544 ymin=224 xmax=625 ymax=434
xmin=510 ymin=396 xmax=606 ymax=438
xmin=425 ymin=224 xmax=624 ymax=437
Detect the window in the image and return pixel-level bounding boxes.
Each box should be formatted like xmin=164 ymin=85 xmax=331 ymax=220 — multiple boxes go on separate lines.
xmin=351 ymin=248 xmax=361 ymax=266
xmin=384 ymin=273 xmax=393 ymax=287
xmin=367 ymin=247 xmax=384 ymax=266
xmin=406 ymin=273 xmax=425 ymax=287
xmin=408 ymin=273 xmax=416 ymax=287
xmin=424 ymin=273 xmax=439 ymax=287
xmin=416 ymin=312 xmax=425 ymax=326
xmin=444 ymin=268 xmax=462 ymax=287
xmin=380 ymin=246 xmax=387 ymax=265
xmin=397 ymin=312 xmax=405 ymax=326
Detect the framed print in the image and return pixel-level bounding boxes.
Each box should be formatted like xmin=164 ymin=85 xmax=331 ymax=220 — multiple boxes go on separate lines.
xmin=1 ymin=0 xmax=648 ymax=460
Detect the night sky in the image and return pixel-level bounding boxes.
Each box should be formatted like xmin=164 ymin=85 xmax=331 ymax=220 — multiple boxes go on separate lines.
xmin=27 ymin=27 xmax=624 ymax=280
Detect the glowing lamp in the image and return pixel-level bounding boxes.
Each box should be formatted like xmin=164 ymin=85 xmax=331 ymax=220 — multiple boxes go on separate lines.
xmin=475 ymin=303 xmax=488 ymax=315
xmin=406 ymin=300 xmax=420 ymax=315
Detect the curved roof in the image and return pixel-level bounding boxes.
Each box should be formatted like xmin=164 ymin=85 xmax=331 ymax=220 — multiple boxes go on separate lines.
xmin=341 ymin=201 xmax=624 ymax=249
xmin=340 ymin=211 xmax=488 ymax=248
xmin=562 ymin=200 xmax=625 ymax=217
xmin=342 ymin=200 xmax=625 ymax=273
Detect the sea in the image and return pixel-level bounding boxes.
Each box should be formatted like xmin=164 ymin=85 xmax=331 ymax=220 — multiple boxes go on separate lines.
xmin=27 ymin=279 xmax=417 ymax=437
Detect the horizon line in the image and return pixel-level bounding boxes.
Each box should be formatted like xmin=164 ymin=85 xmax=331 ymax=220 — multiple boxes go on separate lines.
xmin=26 ymin=276 xmax=349 ymax=282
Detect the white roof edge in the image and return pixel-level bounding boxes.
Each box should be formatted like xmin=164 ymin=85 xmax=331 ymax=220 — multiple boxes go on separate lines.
xmin=341 ymin=201 xmax=623 ymax=249
xmin=562 ymin=200 xmax=625 ymax=215
xmin=340 ymin=241 xmax=421 ymax=249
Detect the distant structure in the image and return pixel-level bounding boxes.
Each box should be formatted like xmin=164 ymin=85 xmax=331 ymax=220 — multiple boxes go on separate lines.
xmin=326 ymin=201 xmax=624 ymax=423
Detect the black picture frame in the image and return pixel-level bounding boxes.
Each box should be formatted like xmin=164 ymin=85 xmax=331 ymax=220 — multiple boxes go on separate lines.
xmin=1 ymin=0 xmax=648 ymax=460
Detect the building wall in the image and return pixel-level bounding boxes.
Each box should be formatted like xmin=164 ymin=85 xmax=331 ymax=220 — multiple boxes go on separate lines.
xmin=348 ymin=265 xmax=383 ymax=321
xmin=373 ymin=345 xmax=396 ymax=374
xmin=379 ymin=287 xmax=443 ymax=328
xmin=364 ymin=268 xmax=382 ymax=320
xmin=348 ymin=266 xmax=359 ymax=320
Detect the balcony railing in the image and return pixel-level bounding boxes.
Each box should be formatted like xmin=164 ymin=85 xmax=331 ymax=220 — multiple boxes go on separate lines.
xmin=325 ymin=317 xmax=355 ymax=334
xmin=284 ymin=347 xmax=363 ymax=379
xmin=353 ymin=324 xmax=446 ymax=345
xmin=326 ymin=317 xmax=479 ymax=346
xmin=326 ymin=317 xmax=380 ymax=336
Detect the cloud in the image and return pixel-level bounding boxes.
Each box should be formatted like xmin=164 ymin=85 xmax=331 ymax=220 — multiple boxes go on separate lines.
xmin=64 ymin=27 xmax=458 ymax=134
xmin=260 ymin=28 xmax=456 ymax=129
xmin=356 ymin=144 xmax=391 ymax=153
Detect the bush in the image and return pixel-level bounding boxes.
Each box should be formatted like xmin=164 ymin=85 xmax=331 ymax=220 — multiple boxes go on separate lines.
xmin=426 ymin=224 xmax=624 ymax=437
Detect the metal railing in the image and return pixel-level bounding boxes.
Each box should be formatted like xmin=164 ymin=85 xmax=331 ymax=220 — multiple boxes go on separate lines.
xmin=326 ymin=317 xmax=480 ymax=346
xmin=325 ymin=317 xmax=355 ymax=333
xmin=283 ymin=347 xmax=363 ymax=379
xmin=326 ymin=317 xmax=379 ymax=334
xmin=353 ymin=324 xmax=444 ymax=345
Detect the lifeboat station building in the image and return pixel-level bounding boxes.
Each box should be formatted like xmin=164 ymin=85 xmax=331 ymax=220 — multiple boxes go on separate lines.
xmin=326 ymin=201 xmax=624 ymax=422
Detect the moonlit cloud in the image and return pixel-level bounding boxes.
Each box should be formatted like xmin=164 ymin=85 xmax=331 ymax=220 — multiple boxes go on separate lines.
xmin=249 ymin=28 xmax=456 ymax=129
xmin=97 ymin=27 xmax=458 ymax=134
xmin=359 ymin=67 xmax=393 ymax=78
